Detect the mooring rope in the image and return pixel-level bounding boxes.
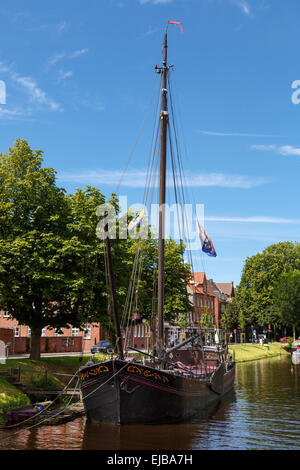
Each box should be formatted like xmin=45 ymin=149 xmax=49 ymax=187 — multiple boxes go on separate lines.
xmin=0 ymin=375 xmax=81 ymax=445
xmin=0 ymin=369 xmax=80 ymax=431
xmin=79 ymin=360 xmax=129 ymax=402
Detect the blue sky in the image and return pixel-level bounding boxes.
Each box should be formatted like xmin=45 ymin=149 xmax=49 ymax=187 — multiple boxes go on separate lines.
xmin=0 ymin=0 xmax=299 ymax=286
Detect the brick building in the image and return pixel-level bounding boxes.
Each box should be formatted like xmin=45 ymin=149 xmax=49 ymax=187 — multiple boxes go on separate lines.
xmin=0 ymin=309 xmax=101 ymax=355
xmin=0 ymin=272 xmax=234 ymax=355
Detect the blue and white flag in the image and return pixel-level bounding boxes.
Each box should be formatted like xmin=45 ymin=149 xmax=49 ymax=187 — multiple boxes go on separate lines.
xmin=127 ymin=208 xmax=145 ymax=232
xmin=197 ymin=221 xmax=217 ymax=257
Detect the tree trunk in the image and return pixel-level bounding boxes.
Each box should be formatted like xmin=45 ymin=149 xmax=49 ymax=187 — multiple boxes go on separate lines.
xmin=30 ymin=327 xmax=42 ymax=360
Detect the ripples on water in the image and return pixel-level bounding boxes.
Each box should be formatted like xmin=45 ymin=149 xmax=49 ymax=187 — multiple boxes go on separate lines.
xmin=1 ymin=356 xmax=299 ymax=450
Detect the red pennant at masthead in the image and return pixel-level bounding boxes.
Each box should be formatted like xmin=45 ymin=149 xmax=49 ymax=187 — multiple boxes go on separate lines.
xmin=168 ymin=20 xmax=183 ymax=34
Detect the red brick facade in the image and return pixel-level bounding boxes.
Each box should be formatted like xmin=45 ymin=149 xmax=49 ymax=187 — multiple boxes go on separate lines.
xmin=0 ymin=311 xmax=100 ymax=355
xmin=0 ymin=272 xmax=234 ymax=355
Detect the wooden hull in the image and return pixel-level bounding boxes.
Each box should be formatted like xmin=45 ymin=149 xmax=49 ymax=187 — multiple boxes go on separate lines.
xmin=79 ymin=359 xmax=235 ymax=424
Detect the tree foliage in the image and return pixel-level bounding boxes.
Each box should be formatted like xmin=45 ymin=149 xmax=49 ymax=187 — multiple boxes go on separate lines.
xmin=0 ymin=139 xmax=73 ymax=359
xmin=0 ymin=139 xmax=193 ymax=357
xmin=228 ymin=242 xmax=300 ymax=333
xmin=272 ymin=270 xmax=300 ymax=337
xmin=126 ymin=236 xmax=192 ymax=326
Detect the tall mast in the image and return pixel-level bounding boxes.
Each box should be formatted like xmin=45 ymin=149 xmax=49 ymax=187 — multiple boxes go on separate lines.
xmin=104 ymin=218 xmax=124 ymax=360
xmin=157 ymin=30 xmax=169 ymax=357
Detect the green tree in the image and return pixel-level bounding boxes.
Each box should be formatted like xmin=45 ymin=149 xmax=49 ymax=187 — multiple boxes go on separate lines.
xmin=0 ymin=139 xmax=73 ymax=359
xmin=272 ymin=270 xmax=300 ymax=340
xmin=230 ymin=242 xmax=300 ymax=332
xmin=126 ymin=237 xmax=192 ymax=325
xmin=200 ymin=307 xmax=214 ymax=329
xmin=64 ymin=188 xmax=132 ymax=345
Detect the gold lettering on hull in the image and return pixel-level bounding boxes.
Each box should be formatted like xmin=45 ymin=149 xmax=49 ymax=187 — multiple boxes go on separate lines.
xmin=81 ymin=365 xmax=109 ymax=381
xmin=127 ymin=365 xmax=169 ymax=383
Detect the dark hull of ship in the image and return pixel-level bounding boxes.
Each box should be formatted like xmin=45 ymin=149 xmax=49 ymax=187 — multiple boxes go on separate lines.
xmin=79 ymin=359 xmax=235 ymax=424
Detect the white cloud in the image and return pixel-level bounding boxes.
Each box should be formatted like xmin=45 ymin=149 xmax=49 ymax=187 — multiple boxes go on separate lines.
xmin=57 ymin=70 xmax=73 ymax=82
xmin=234 ymin=0 xmax=250 ymax=16
xmin=205 ymin=216 xmax=300 ymax=224
xmin=251 ymin=144 xmax=300 ymax=156
xmin=139 ymin=0 xmax=173 ymax=4
xmin=12 ymin=74 xmax=62 ymax=112
xmin=141 ymin=25 xmax=159 ymax=37
xmin=196 ymin=130 xmax=278 ymax=137
xmin=47 ymin=53 xmax=66 ymax=67
xmin=183 ymin=172 xmax=267 ymax=189
xmin=57 ymin=21 xmax=69 ymax=33
xmin=0 ymin=61 xmax=63 ymax=112
xmin=278 ymin=145 xmax=300 ymax=156
xmin=251 ymin=144 xmax=277 ymax=151
xmin=70 ymin=48 xmax=89 ymax=59
xmin=0 ymin=107 xmax=27 ymax=120
xmin=58 ymin=169 xmax=267 ymax=189
xmin=47 ymin=48 xmax=89 ymax=68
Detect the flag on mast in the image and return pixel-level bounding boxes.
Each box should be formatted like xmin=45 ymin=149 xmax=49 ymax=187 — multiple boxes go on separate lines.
xmin=168 ymin=20 xmax=183 ymax=34
xmin=127 ymin=208 xmax=145 ymax=232
xmin=197 ymin=221 xmax=217 ymax=257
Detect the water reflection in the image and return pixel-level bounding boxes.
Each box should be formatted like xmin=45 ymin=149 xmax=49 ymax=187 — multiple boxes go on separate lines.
xmin=81 ymin=392 xmax=236 ymax=451
xmin=1 ymin=357 xmax=300 ymax=450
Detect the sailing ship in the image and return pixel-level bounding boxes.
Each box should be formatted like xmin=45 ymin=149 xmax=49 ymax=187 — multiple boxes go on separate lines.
xmin=79 ymin=23 xmax=235 ymax=424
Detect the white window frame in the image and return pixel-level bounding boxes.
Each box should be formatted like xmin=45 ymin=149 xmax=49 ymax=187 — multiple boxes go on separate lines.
xmin=83 ymin=325 xmax=91 ymax=340
xmin=13 ymin=326 xmax=19 ymax=337
xmin=55 ymin=328 xmax=64 ymax=337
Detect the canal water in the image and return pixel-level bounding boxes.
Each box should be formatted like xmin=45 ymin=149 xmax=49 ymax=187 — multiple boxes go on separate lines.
xmin=1 ymin=356 xmax=299 ymax=451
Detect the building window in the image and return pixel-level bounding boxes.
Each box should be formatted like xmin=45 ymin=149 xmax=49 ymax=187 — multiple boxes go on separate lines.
xmin=13 ymin=326 xmax=19 ymax=337
xmin=28 ymin=328 xmax=31 ymax=337
xmin=3 ymin=311 xmax=10 ymax=318
xmin=55 ymin=328 xmax=64 ymax=336
xmin=72 ymin=328 xmax=79 ymax=337
xmin=83 ymin=326 xmax=91 ymax=340
xmin=41 ymin=328 xmax=46 ymax=337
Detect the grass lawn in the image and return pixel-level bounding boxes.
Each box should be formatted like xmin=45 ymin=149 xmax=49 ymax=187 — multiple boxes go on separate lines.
xmin=0 ymin=355 xmax=95 ymax=425
xmin=0 ymin=375 xmax=31 ymax=426
xmin=228 ymin=342 xmax=290 ymax=362
xmin=0 ymin=355 xmax=95 ymax=390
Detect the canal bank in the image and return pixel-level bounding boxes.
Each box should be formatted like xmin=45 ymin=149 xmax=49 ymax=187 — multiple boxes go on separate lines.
xmin=0 ymin=355 xmax=90 ymax=426
xmin=0 ymin=344 xmax=291 ymax=426
xmin=228 ymin=342 xmax=290 ymax=362
xmin=1 ymin=355 xmax=299 ymax=450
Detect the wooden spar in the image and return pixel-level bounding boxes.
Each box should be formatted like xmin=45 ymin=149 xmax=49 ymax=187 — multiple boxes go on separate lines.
xmin=157 ymin=30 xmax=169 ymax=358
xmin=165 ymin=334 xmax=200 ymax=355
xmin=104 ymin=218 xmax=124 ymax=360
